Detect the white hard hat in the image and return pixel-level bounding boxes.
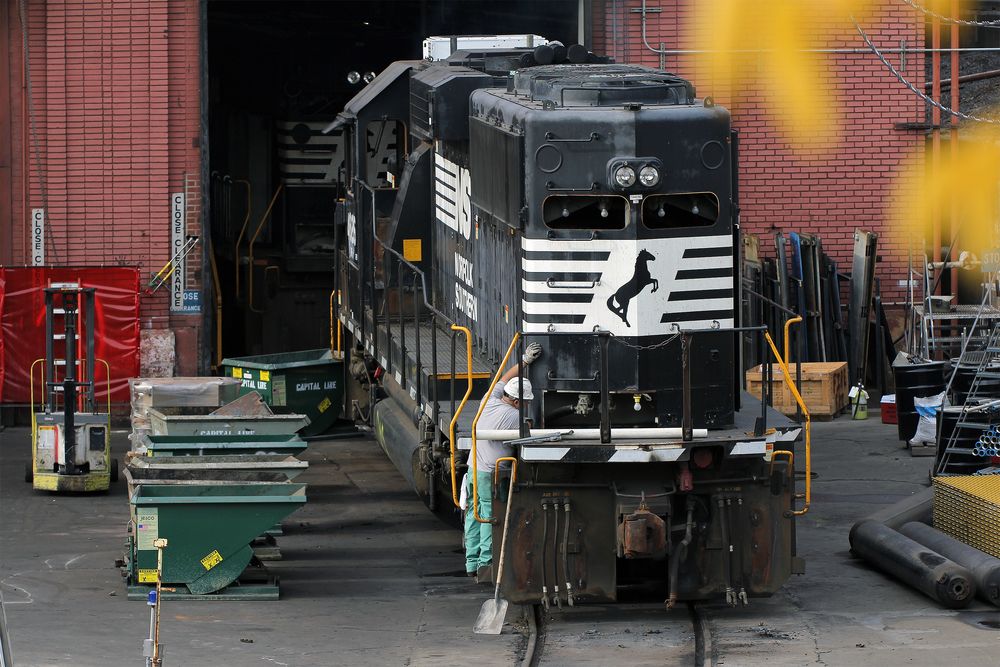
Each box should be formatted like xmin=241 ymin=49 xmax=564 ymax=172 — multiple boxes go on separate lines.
xmin=503 ymin=377 xmax=534 ymax=401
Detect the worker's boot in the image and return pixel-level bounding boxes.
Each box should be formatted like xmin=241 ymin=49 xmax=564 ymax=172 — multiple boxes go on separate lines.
xmin=476 ymin=563 xmax=493 ymax=585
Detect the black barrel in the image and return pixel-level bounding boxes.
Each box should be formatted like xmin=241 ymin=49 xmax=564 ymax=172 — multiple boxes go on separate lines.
xmin=849 ymin=520 xmax=975 ymax=608
xmin=900 ymin=522 xmax=1000 ymax=607
xmin=949 ymin=357 xmax=1000 ymax=405
xmin=893 ymin=361 xmax=946 ymax=442
xmin=936 ymin=405 xmax=992 ymax=475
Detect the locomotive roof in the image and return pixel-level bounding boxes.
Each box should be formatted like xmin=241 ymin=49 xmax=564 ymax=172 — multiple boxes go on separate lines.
xmin=509 ymin=63 xmax=696 ymax=108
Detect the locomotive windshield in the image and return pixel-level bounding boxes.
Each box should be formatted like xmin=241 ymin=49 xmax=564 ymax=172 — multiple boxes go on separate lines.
xmin=542 ymin=195 xmax=628 ymax=230
xmin=641 ymin=192 xmax=719 ymax=229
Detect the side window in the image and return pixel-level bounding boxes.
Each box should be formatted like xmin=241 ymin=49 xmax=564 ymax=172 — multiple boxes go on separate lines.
xmin=641 ymin=193 xmax=719 ymax=228
xmin=365 ymin=119 xmax=405 ymax=189
xmin=543 ymin=195 xmax=628 ymax=230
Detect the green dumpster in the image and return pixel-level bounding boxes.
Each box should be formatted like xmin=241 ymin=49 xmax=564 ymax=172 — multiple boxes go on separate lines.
xmin=147 ymin=407 xmax=310 ymax=437
xmin=136 ymin=433 xmax=308 ymax=458
xmin=127 ymin=483 xmax=306 ymax=598
xmin=124 ymin=455 xmax=308 ymax=496
xmin=221 ymin=349 xmax=344 ymax=437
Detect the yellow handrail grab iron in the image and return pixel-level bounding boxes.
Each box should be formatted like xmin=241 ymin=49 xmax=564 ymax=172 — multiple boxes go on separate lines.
xmin=493 ymin=456 xmax=518 ymax=488
xmin=248 ymin=183 xmax=284 ymax=314
xmin=97 ymin=359 xmax=112 ymax=473
xmin=448 ymin=324 xmax=475 ymax=508
xmin=233 ymin=178 xmax=252 ymax=299
xmin=29 ymin=358 xmax=45 ymax=451
xmin=471 ymin=332 xmax=521 ymax=524
xmin=763 ymin=331 xmax=811 ymax=516
xmin=328 ymin=290 xmax=344 ymax=358
xmin=783 ymin=316 xmax=802 ymax=365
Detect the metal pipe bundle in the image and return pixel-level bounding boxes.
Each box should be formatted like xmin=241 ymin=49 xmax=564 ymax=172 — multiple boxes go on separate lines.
xmin=900 ymin=522 xmax=1000 ymax=607
xmin=849 ymin=520 xmax=976 ymax=608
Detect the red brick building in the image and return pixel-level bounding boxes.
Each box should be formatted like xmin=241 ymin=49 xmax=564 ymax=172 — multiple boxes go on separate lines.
xmin=0 ymin=1 xmax=927 ymax=378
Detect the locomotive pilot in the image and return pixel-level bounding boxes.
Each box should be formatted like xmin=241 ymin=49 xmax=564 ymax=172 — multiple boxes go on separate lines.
xmin=465 ymin=341 xmax=543 ymax=583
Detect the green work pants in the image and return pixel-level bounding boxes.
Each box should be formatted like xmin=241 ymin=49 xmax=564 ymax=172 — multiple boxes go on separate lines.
xmin=464 ymin=471 xmax=493 ymax=573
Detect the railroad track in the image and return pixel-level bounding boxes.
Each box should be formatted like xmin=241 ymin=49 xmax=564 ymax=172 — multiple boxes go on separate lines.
xmin=519 ymin=602 xmax=714 ymax=666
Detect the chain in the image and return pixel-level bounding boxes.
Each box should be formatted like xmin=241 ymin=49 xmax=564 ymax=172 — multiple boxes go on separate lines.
xmin=853 ymin=18 xmax=1000 ymax=124
xmin=609 ymin=332 xmax=681 ymax=351
xmin=899 ymin=0 xmax=1000 ymax=27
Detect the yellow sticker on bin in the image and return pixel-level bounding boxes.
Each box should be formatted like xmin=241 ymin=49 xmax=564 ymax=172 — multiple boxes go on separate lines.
xmin=231 ymin=367 xmax=242 ymax=379
xmin=139 ymin=569 xmax=158 ymax=583
xmin=260 ymin=370 xmax=270 ymax=382
xmin=318 ymin=397 xmax=331 ymax=413
xmin=201 ymin=550 xmax=223 ymax=571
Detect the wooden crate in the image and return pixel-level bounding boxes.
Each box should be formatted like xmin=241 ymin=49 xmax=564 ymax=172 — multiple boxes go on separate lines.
xmin=745 ymin=362 xmax=849 ymax=418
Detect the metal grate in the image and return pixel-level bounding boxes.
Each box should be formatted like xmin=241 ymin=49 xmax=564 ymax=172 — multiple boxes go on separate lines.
xmin=933 ymin=475 xmax=1000 ymax=558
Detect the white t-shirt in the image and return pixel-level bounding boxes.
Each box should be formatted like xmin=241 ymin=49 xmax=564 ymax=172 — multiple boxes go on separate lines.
xmin=474 ymin=382 xmax=522 ymax=472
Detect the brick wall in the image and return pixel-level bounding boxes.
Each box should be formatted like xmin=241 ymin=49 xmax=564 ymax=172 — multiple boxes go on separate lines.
xmin=5 ymin=0 xmax=203 ymax=374
xmin=594 ymin=1 xmax=927 ymax=302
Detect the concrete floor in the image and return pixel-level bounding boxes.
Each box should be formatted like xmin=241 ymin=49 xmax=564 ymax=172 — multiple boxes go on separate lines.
xmin=0 ymin=416 xmax=998 ymax=666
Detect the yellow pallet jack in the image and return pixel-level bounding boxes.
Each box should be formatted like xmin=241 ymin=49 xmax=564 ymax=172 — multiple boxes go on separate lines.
xmin=25 ymin=284 xmax=116 ymax=492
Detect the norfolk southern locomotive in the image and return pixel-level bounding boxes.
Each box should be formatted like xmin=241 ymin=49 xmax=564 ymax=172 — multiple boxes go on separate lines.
xmin=329 ymin=40 xmax=806 ymax=607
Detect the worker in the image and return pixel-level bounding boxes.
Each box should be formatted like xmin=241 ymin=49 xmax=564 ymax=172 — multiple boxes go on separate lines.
xmin=465 ymin=341 xmax=543 ymax=583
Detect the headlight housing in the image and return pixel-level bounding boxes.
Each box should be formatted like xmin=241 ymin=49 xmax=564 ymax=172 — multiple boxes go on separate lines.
xmin=614 ymin=165 xmax=636 ymax=188
xmin=638 ymin=165 xmax=660 ymax=187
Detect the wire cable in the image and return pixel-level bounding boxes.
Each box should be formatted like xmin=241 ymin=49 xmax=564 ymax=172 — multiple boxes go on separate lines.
xmin=853 ymin=17 xmax=1000 ymax=124
xmin=899 ymin=0 xmax=1000 ymax=27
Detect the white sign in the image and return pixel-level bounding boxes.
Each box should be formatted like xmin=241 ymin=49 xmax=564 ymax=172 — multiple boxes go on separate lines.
xmin=31 ymin=209 xmax=45 ymax=266
xmin=170 ymin=193 xmax=185 ymax=311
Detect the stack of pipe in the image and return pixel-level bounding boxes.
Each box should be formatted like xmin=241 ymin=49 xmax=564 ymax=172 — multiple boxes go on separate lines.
xmin=849 ymin=488 xmax=1000 ymax=608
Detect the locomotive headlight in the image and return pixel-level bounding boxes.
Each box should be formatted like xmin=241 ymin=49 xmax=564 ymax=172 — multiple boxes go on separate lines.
xmin=614 ymin=165 xmax=636 ymax=188
xmin=638 ymin=165 xmax=660 ymax=187
xmin=347 ymin=71 xmax=361 ymax=84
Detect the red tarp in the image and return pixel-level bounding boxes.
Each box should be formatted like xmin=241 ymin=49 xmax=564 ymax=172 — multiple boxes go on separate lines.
xmin=0 ymin=267 xmax=140 ymax=404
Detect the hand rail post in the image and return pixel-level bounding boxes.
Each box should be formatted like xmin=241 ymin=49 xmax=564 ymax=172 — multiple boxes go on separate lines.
xmin=599 ymin=332 xmax=611 ymax=444
xmin=764 ymin=331 xmax=811 ymax=516
xmin=472 ymin=332 xmax=520 ymax=523
xmin=681 ymin=333 xmax=693 ymax=442
xmin=448 ymin=325 xmax=475 ymax=508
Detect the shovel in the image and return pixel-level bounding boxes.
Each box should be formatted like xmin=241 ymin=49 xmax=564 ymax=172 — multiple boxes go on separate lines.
xmin=473 ymin=462 xmax=517 ymax=634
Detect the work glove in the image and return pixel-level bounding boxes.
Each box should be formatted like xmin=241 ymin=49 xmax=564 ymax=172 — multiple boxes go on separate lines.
xmin=522 ymin=342 xmax=543 ymax=365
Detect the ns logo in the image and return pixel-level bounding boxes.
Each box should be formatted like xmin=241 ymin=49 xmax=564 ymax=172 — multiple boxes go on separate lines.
xmin=606 ymin=249 xmax=658 ymax=328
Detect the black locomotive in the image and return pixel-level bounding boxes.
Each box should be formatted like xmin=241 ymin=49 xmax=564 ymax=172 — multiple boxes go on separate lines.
xmin=329 ymin=42 xmax=806 ymax=607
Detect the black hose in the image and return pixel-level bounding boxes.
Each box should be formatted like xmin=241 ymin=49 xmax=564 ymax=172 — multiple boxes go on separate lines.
xmin=733 ymin=497 xmax=747 ymax=603
xmin=562 ymin=500 xmax=573 ymax=606
xmin=551 ymin=500 xmax=562 ymax=608
xmin=667 ymin=502 xmax=695 ymax=608
xmin=717 ymin=497 xmax=734 ymax=605
xmin=540 ymin=501 xmax=550 ymax=610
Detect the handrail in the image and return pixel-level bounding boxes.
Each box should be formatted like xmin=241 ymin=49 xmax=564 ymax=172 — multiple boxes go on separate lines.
xmin=329 ymin=289 xmax=344 ymax=357
xmin=208 ymin=243 xmax=223 ymax=369
xmin=763 ymin=331 xmax=811 ymax=516
xmin=233 ymin=178 xmax=252 ymax=299
xmin=248 ymin=184 xmax=284 ymax=314
xmin=493 ymin=456 xmax=519 ymax=488
xmin=471 ymin=332 xmax=521 ymax=524
xmin=97 ymin=358 xmax=111 ymax=418
xmin=448 ymin=325 xmax=475 ymax=508
xmin=783 ymin=316 xmax=802 ymax=365
xmin=29 ymin=358 xmax=44 ymax=453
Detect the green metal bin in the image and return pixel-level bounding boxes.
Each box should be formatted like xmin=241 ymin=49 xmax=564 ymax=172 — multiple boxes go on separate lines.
xmin=147 ymin=407 xmax=310 ymax=437
xmin=127 ymin=483 xmax=306 ymax=598
xmin=221 ymin=349 xmax=344 ymax=437
xmin=136 ymin=433 xmax=308 ymax=457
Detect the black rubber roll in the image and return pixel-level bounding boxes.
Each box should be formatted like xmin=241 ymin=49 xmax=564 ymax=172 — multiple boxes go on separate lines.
xmin=849 ymin=520 xmax=976 ymax=608
xmin=567 ymin=44 xmax=589 ymax=64
xmin=900 ymin=521 xmax=1000 ymax=607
